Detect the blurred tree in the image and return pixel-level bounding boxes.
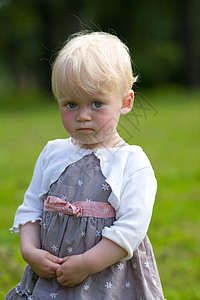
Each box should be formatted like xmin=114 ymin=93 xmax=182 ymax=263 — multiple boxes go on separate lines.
xmin=0 ymin=0 xmax=42 ymax=88
xmin=0 ymin=0 xmax=199 ymax=97
xmin=0 ymin=0 xmax=82 ymax=92
xmin=91 ymin=0 xmax=184 ymax=86
xmin=178 ymin=0 xmax=199 ymax=87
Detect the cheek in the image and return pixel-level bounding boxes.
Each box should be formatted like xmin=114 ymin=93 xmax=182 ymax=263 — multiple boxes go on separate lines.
xmin=60 ymin=113 xmax=74 ymax=130
xmin=102 ymin=108 xmax=120 ymax=123
xmin=96 ymin=111 xmax=119 ymax=130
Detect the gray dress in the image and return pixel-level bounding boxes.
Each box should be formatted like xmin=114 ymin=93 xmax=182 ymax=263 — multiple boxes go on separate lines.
xmin=5 ymin=153 xmax=165 ymax=300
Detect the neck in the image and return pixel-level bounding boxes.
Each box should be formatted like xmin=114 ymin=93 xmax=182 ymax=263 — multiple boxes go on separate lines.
xmin=71 ymin=134 xmax=124 ymax=149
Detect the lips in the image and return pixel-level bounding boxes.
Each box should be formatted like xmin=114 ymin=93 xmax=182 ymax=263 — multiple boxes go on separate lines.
xmin=77 ymin=128 xmax=93 ymax=132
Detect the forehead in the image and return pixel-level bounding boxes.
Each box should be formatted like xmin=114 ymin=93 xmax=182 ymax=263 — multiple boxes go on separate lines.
xmin=76 ymin=92 xmax=121 ymax=103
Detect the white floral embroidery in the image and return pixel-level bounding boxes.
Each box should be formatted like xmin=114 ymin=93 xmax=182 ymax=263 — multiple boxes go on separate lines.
xmin=15 ymin=285 xmax=20 ymax=294
xmin=153 ymin=279 xmax=157 ymax=286
xmin=103 ymin=207 xmax=109 ymax=214
xmin=67 ymin=247 xmax=73 ymax=254
xmin=27 ymin=296 xmax=33 ymax=300
xmin=51 ymin=245 xmax=59 ymax=252
xmin=77 ymin=180 xmax=83 ymax=186
xmin=125 ymin=282 xmax=131 ymax=288
xmin=96 ymin=230 xmax=101 ymax=237
xmin=16 ymin=284 xmax=22 ymax=294
xmin=94 ymin=165 xmax=100 ymax=171
xmin=86 ymin=198 xmax=92 ymax=202
xmin=61 ymin=195 xmax=67 ymax=201
xmin=42 ymin=222 xmax=46 ymax=229
xmin=117 ymin=263 xmax=124 ymax=270
xmin=70 ymin=163 xmax=76 ymax=167
xmin=83 ymin=284 xmax=90 ymax=290
xmin=50 ymin=293 xmax=57 ymax=298
xmin=81 ymin=231 xmax=86 ymax=237
xmin=105 ymin=282 xmax=112 ymax=289
xmin=133 ymin=262 xmax=137 ymax=269
xmin=102 ymin=183 xmax=109 ymax=191
xmin=144 ymin=261 xmax=150 ymax=269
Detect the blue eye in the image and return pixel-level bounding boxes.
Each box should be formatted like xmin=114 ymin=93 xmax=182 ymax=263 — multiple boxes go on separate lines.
xmin=92 ymin=101 xmax=102 ymax=108
xmin=66 ymin=102 xmax=77 ymax=109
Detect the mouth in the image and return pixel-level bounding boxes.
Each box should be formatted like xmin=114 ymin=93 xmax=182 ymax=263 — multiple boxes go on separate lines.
xmin=77 ymin=128 xmax=94 ymax=132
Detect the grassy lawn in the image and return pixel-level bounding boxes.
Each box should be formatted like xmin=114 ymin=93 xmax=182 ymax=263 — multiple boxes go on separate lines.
xmin=0 ymin=87 xmax=200 ymax=299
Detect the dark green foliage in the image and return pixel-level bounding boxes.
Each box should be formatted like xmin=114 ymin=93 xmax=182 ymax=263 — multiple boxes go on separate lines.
xmin=0 ymin=0 xmax=199 ymax=95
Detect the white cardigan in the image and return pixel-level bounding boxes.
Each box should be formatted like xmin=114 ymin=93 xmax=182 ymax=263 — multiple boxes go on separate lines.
xmin=11 ymin=138 xmax=157 ymax=261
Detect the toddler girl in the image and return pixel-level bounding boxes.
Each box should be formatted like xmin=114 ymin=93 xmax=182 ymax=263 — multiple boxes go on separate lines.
xmin=6 ymin=31 xmax=165 ymax=299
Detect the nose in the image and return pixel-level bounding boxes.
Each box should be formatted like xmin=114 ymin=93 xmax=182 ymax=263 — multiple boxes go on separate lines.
xmin=76 ymin=106 xmax=91 ymax=122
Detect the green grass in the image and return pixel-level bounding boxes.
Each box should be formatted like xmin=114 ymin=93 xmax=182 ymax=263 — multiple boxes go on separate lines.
xmin=1 ymin=86 xmax=200 ymax=299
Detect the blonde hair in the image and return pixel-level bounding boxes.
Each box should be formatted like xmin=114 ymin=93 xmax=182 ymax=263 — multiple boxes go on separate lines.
xmin=52 ymin=31 xmax=137 ymax=102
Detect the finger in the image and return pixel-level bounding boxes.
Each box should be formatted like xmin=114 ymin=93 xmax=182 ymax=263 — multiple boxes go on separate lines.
xmin=61 ymin=281 xmax=76 ymax=287
xmin=48 ymin=253 xmax=63 ymax=264
xmin=56 ymin=267 xmax=62 ymax=277
xmin=58 ymin=278 xmax=74 ymax=287
xmin=61 ymin=281 xmax=73 ymax=287
xmin=42 ymin=257 xmax=61 ymax=274
xmin=40 ymin=270 xmax=56 ymax=279
xmin=48 ymin=262 xmax=61 ymax=273
xmin=47 ymin=272 xmax=56 ymax=279
xmin=68 ymin=283 xmax=76 ymax=287
xmin=62 ymin=255 xmax=72 ymax=262
xmin=57 ymin=274 xmax=65 ymax=284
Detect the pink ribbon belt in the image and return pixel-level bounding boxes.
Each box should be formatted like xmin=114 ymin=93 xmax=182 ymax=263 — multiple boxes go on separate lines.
xmin=44 ymin=196 xmax=116 ymax=218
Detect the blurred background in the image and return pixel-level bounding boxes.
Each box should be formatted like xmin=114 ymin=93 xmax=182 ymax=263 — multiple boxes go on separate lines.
xmin=0 ymin=0 xmax=200 ymax=95
xmin=0 ymin=0 xmax=200 ymax=299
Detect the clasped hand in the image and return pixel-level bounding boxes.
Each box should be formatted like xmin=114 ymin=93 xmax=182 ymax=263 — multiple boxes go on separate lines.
xmin=27 ymin=249 xmax=90 ymax=287
xmin=56 ymin=255 xmax=89 ymax=287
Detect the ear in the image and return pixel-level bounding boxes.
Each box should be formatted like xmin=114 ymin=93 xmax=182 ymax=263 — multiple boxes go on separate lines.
xmin=120 ymin=90 xmax=134 ymax=115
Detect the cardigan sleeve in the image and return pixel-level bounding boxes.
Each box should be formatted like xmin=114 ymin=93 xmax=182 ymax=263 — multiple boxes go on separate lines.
xmin=10 ymin=146 xmax=47 ymax=234
xmin=102 ymin=166 xmax=157 ymax=260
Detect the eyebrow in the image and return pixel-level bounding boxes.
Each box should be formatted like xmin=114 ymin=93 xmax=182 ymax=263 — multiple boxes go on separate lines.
xmin=59 ymin=94 xmax=110 ymax=106
xmin=90 ymin=95 xmax=110 ymax=102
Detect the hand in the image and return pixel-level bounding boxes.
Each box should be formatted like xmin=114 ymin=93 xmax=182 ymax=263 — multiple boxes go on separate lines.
xmin=56 ymin=238 xmax=127 ymax=287
xmin=25 ymin=248 xmax=63 ymax=279
xmin=56 ymin=255 xmax=89 ymax=287
xmin=19 ymin=221 xmax=63 ymax=278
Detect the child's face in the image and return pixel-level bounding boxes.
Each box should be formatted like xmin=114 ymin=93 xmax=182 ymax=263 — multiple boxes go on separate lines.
xmin=59 ymin=92 xmax=132 ymax=149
